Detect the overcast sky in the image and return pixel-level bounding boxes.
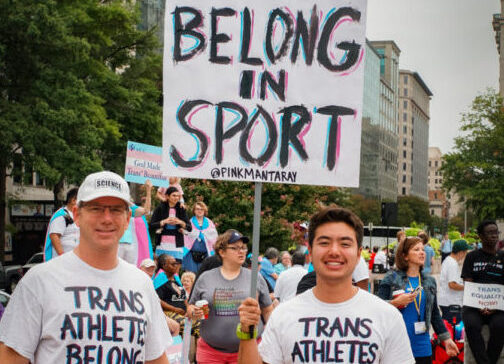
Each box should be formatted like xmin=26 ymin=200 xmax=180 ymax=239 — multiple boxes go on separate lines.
xmin=366 ymin=0 xmax=500 ymax=154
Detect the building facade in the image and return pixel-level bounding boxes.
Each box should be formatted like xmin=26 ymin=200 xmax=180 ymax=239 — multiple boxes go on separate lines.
xmin=428 ymin=147 xmax=463 ymax=219
xmin=368 ymin=40 xmax=401 ymax=201
xmin=356 ymin=41 xmax=381 ymax=198
xmin=397 ymin=70 xmax=432 ymax=200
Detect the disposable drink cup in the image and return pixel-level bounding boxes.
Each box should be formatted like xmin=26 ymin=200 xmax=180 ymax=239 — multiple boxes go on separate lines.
xmin=196 ymin=300 xmax=209 ymax=319
xmin=392 ymin=289 xmax=406 ymax=309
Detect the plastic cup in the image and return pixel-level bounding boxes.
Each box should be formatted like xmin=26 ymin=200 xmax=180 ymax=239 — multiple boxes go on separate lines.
xmin=196 ymin=300 xmax=209 ymax=319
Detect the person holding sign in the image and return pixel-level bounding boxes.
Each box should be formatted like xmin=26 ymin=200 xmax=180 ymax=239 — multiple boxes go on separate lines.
xmin=461 ymin=220 xmax=504 ymax=364
xmin=238 ymin=207 xmax=415 ymax=364
xmin=150 ymin=186 xmax=191 ymax=262
xmin=0 ymin=171 xmax=171 ymax=364
xmin=188 ymin=230 xmax=273 ymax=364
xmin=378 ymin=236 xmax=459 ymax=363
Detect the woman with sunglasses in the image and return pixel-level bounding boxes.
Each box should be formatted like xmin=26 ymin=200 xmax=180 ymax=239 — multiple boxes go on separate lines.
xmin=378 ymin=237 xmax=458 ymax=363
xmin=187 ymin=230 xmax=273 ymax=364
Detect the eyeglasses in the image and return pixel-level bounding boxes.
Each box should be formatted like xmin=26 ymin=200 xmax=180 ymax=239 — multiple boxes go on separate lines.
xmin=82 ymin=204 xmax=128 ymax=216
xmin=484 ymin=229 xmax=500 ymax=236
xmin=227 ymin=245 xmax=248 ymax=253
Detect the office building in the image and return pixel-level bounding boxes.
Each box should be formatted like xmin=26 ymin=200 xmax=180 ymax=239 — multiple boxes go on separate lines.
xmin=397 ymin=70 xmax=432 ymax=200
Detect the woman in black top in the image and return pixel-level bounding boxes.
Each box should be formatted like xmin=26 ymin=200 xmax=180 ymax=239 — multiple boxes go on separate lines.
xmin=150 ymin=186 xmax=191 ymax=261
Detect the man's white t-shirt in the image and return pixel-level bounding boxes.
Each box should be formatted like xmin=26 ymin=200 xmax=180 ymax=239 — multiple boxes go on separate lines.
xmin=374 ymin=250 xmax=387 ymax=266
xmin=259 ymin=289 xmax=415 ymax=364
xmin=352 ymin=257 xmax=369 ymax=283
xmin=274 ymin=265 xmax=307 ymax=303
xmin=0 ymin=252 xmax=171 ymax=363
xmin=47 ymin=208 xmax=79 ymax=253
xmin=438 ymin=255 xmax=464 ymax=307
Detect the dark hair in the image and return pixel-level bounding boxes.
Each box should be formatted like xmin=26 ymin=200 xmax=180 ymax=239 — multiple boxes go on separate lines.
xmin=214 ymin=230 xmax=236 ymax=260
xmin=165 ymin=186 xmax=179 ymax=196
xmin=264 ymin=247 xmax=279 ymax=260
xmin=395 ymin=237 xmax=423 ymax=271
xmin=292 ymin=251 xmax=305 ymax=266
xmin=157 ymin=254 xmax=169 ymax=269
xmin=477 ymin=220 xmax=497 ymax=236
xmin=66 ymin=188 xmax=79 ymax=204
xmin=308 ymin=206 xmax=363 ymax=247
xmin=373 ymin=246 xmax=379 ymax=253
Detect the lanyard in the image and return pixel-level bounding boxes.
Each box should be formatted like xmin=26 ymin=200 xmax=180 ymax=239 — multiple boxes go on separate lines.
xmin=408 ymin=275 xmax=422 ymax=320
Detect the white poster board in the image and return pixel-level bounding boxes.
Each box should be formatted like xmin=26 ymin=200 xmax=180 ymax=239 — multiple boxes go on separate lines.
xmin=463 ymin=282 xmax=504 ymax=311
xmin=163 ymin=0 xmax=367 ymax=187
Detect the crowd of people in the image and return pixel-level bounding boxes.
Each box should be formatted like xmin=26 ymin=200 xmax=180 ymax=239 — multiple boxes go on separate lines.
xmin=0 ymin=171 xmax=503 ymax=364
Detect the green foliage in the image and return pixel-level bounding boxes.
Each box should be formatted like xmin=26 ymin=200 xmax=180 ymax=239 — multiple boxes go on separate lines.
xmin=182 ymin=179 xmax=350 ymax=252
xmin=405 ymin=227 xmax=421 ymax=237
xmin=348 ymin=195 xmax=381 ymax=225
xmin=397 ymin=196 xmax=431 ymax=227
xmin=448 ymin=231 xmax=462 ymax=241
xmin=441 ymin=90 xmax=504 ymax=219
xmin=429 ymin=238 xmax=441 ymax=256
xmin=0 ymin=0 xmax=161 ymax=189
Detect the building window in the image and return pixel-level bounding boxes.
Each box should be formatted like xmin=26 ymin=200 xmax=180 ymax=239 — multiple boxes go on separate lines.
xmin=428 ymin=178 xmax=430 ymax=184
xmin=435 ymin=161 xmax=438 ymax=167
xmin=429 ymin=160 xmax=431 ymax=167
xmin=403 ymin=100 xmax=408 ymax=108
xmin=403 ymin=113 xmax=407 ymax=122
xmin=403 ymin=150 xmax=406 ymax=158
xmin=402 ymin=175 xmax=406 ymax=183
xmin=439 ymin=179 xmax=442 ymax=184
xmin=434 ymin=192 xmax=438 ymax=199
xmin=403 ymin=125 xmax=407 ymax=133
xmin=35 ymin=172 xmax=44 ymax=186
xmin=403 ymin=137 xmax=407 ymax=146
xmin=12 ymin=154 xmax=23 ymax=184
xmin=435 ymin=179 xmax=438 ymax=184
xmin=431 ymin=209 xmax=434 ymax=215
xmin=403 ymin=163 xmax=406 ymax=171
xmin=404 ymin=88 xmax=408 ymax=96
xmin=404 ymin=75 xmax=408 ymax=84
xmin=402 ymin=187 xmax=406 ymax=195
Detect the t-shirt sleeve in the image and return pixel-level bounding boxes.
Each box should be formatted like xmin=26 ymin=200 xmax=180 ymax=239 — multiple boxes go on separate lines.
xmin=188 ymin=272 xmax=207 ymax=305
xmin=0 ymin=277 xmax=43 ymax=362
xmin=352 ymin=258 xmax=369 ymax=282
xmin=48 ymin=215 xmax=66 ymax=235
xmin=461 ymin=252 xmax=474 ymax=280
xmin=144 ymin=283 xmax=172 ymax=361
xmin=258 ymin=310 xmax=284 ymax=364
xmin=380 ymin=310 xmax=416 ymax=364
xmin=447 ymin=260 xmax=462 ymax=284
xmin=257 ymin=274 xmax=273 ymax=308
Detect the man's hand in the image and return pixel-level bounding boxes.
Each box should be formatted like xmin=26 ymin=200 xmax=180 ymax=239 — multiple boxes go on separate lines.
xmin=238 ymin=297 xmax=261 ymax=332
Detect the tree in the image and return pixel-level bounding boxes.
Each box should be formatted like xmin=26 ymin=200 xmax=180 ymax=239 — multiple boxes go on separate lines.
xmin=348 ymin=194 xmax=381 ymax=226
xmin=0 ymin=0 xmax=161 ymax=261
xmin=183 ymin=180 xmax=350 ymax=252
xmin=441 ymin=90 xmax=504 ymax=220
xmin=397 ymin=196 xmax=431 ymax=227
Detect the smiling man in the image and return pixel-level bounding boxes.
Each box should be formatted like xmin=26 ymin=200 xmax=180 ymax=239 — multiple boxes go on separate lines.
xmin=238 ymin=206 xmax=415 ymax=364
xmin=0 ymin=171 xmax=171 ymax=364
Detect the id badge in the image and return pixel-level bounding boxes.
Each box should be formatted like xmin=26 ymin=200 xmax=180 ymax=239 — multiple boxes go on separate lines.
xmin=414 ymin=321 xmax=427 ymax=335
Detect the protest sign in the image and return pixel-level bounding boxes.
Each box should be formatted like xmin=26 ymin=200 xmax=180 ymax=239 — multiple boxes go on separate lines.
xmin=162 ymin=0 xmax=367 ymax=187
xmin=463 ymin=282 xmax=504 ymax=311
xmin=125 ymin=141 xmax=170 ymax=187
xmin=165 ymin=335 xmax=184 ymax=364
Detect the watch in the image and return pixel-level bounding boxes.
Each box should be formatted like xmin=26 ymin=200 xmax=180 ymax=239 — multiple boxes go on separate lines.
xmin=236 ymin=323 xmax=258 ymax=340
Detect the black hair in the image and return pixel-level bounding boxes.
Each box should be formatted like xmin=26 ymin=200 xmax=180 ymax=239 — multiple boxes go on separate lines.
xmin=66 ymin=188 xmax=79 ymax=204
xmin=308 ymin=206 xmax=363 ymax=247
xmin=477 ymin=220 xmax=497 ymax=236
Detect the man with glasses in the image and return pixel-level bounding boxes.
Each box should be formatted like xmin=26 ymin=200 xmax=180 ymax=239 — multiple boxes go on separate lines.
xmin=462 ymin=220 xmax=504 ymax=364
xmin=0 ymin=171 xmax=171 ymax=364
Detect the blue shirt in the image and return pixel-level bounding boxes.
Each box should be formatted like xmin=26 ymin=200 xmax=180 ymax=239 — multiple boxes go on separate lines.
xmin=423 ymin=245 xmax=435 ymax=274
xmin=441 ymin=239 xmax=452 ymax=254
xmin=260 ymin=258 xmax=276 ymax=290
xmin=402 ymin=276 xmax=431 ymax=357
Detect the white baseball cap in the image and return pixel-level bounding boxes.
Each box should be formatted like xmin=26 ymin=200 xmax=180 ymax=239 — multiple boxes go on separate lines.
xmin=140 ymin=258 xmax=156 ymax=268
xmin=77 ymin=171 xmax=132 ymax=206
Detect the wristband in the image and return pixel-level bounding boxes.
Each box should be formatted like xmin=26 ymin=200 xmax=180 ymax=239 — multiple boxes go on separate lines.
xmin=236 ymin=323 xmax=258 ymax=340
